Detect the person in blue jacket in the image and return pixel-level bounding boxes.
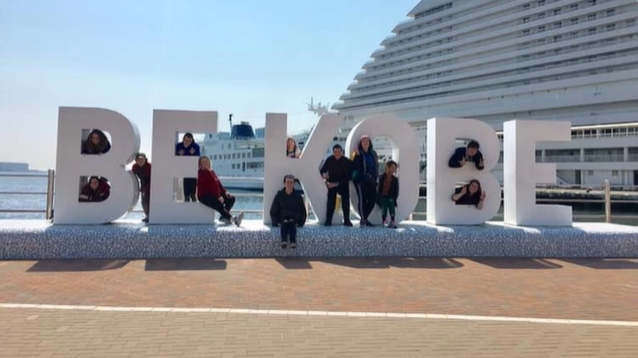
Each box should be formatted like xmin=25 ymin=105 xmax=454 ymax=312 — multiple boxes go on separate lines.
xmin=351 ymin=135 xmax=379 ymax=226
xmin=175 ymin=132 xmax=200 ymax=202
xmin=448 ymin=140 xmax=484 ymax=170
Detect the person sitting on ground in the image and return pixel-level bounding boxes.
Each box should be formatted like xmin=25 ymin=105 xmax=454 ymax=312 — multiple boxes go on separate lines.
xmin=176 ymin=132 xmax=200 ymax=202
xmin=81 ymin=129 xmax=111 ymax=155
xmin=451 ymin=179 xmax=486 ymax=209
xmin=132 ymin=153 xmax=151 ymax=223
xmin=319 ymin=144 xmax=353 ymax=227
xmin=448 ymin=140 xmax=484 ymax=170
xmin=79 ymin=176 xmax=110 ymax=202
xmin=270 ymin=174 xmax=307 ymax=249
xmin=286 ymin=137 xmax=301 ymax=158
xmin=197 ymin=156 xmax=244 ymax=226
xmin=377 ymin=160 xmax=399 ymax=229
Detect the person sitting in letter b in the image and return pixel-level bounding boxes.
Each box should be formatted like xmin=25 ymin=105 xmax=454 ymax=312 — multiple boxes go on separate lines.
xmin=448 ymin=140 xmax=484 ymax=170
xmin=451 ymin=179 xmax=486 ymax=209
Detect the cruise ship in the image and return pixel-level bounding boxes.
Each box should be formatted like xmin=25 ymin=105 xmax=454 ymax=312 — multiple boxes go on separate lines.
xmin=200 ymin=106 xmax=351 ymax=191
xmin=333 ymin=0 xmax=638 ymax=186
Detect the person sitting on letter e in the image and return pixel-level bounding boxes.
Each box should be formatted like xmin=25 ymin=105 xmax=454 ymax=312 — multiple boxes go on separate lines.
xmin=448 ymin=140 xmax=484 ymax=170
xmin=197 ymin=156 xmax=244 ymax=226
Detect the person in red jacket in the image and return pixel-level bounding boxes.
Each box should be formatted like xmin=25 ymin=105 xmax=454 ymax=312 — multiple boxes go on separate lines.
xmin=132 ymin=153 xmax=151 ymax=223
xmin=197 ymin=156 xmax=244 ymax=226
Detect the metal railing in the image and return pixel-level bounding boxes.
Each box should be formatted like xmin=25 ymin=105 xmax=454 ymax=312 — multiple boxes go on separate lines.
xmin=2 ymin=171 xmax=637 ymax=223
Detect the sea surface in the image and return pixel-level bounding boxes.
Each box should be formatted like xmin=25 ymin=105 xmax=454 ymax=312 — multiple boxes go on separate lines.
xmin=0 ymin=172 xmax=265 ymax=221
xmin=0 ymin=172 xmax=633 ymax=225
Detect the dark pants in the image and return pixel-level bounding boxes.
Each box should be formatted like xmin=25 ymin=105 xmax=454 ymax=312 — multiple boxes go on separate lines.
xmin=281 ymin=221 xmax=297 ymax=244
xmin=198 ymin=194 xmax=235 ymax=220
xmin=355 ymin=182 xmax=377 ymax=221
xmin=183 ymin=178 xmax=197 ymax=202
xmin=326 ymin=184 xmax=350 ymax=223
xmin=141 ymin=191 xmax=150 ymax=218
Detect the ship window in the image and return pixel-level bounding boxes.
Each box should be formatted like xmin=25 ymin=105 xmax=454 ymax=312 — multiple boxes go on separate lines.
xmin=554 ymin=9 xmax=561 ymax=15
xmin=612 ymin=170 xmax=619 ymax=176
xmin=588 ymin=14 xmax=596 ymax=20
xmin=606 ymin=9 xmax=615 ymax=16
xmin=242 ymin=153 xmax=246 ymax=158
xmin=554 ymin=22 xmax=562 ymax=28
xmin=232 ymin=153 xmax=236 ymax=159
xmin=213 ymin=155 xmax=217 ymax=160
xmin=571 ymin=18 xmax=579 ymax=25
xmin=606 ymin=24 xmax=616 ymax=31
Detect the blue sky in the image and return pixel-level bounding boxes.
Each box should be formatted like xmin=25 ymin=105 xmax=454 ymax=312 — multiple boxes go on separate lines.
xmin=0 ymin=0 xmax=417 ymax=170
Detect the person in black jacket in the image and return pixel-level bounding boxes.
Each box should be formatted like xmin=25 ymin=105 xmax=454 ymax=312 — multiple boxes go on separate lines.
xmin=448 ymin=140 xmax=484 ymax=170
xmin=319 ymin=144 xmax=353 ymax=227
xmin=270 ymin=175 xmax=307 ymax=249
xmin=377 ymin=161 xmax=399 ymax=228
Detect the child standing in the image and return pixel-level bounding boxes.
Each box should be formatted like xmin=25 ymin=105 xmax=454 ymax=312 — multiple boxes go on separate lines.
xmin=377 ymin=161 xmax=399 ymax=228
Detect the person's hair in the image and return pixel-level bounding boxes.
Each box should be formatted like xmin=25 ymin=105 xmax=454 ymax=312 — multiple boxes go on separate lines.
xmin=83 ymin=129 xmax=110 ymax=154
xmin=283 ymin=174 xmax=296 ymax=183
xmin=385 ymin=160 xmax=397 ymax=169
xmin=198 ymin=156 xmax=210 ymax=169
xmin=136 ymin=153 xmax=147 ymax=160
xmin=88 ymin=176 xmax=100 ymax=184
xmin=466 ymin=179 xmax=482 ymax=198
xmin=358 ymin=135 xmax=374 ymax=152
xmin=183 ymin=133 xmax=194 ymax=140
xmin=467 ymin=140 xmax=480 ymax=149
xmin=332 ymin=144 xmax=342 ymax=151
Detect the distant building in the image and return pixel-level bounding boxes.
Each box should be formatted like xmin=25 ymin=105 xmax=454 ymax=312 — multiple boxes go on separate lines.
xmin=0 ymin=162 xmax=29 ymax=172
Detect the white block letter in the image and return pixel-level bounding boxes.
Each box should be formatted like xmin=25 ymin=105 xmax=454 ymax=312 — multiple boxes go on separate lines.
xmin=427 ymin=117 xmax=500 ymax=225
xmin=263 ymin=113 xmax=343 ymax=224
xmin=503 ymin=120 xmax=572 ymax=226
xmin=344 ymin=114 xmax=420 ymax=224
xmin=150 ymin=110 xmax=218 ymax=224
xmin=54 ymin=107 xmax=140 ymax=224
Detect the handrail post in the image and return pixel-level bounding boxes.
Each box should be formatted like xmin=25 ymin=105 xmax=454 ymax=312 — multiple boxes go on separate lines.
xmin=604 ymin=179 xmax=611 ymax=223
xmin=45 ymin=169 xmax=55 ymax=220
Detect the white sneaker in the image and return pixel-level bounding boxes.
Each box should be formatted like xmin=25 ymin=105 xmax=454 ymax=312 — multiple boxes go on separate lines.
xmin=233 ymin=212 xmax=244 ymax=226
xmin=219 ymin=217 xmax=231 ymax=224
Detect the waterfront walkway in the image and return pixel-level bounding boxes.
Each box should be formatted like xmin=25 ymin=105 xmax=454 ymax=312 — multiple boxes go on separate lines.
xmin=1 ymin=258 xmax=637 ymax=357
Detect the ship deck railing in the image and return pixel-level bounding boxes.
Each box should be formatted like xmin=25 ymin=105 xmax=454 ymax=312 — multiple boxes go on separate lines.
xmin=2 ymin=171 xmax=638 ymax=224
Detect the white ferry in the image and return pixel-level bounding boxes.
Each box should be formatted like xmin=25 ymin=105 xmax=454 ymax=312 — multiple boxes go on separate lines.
xmin=333 ymin=0 xmax=638 ymax=186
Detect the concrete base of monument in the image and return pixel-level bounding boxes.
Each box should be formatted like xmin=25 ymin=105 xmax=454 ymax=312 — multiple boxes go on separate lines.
xmin=1 ymin=220 xmax=637 ymax=260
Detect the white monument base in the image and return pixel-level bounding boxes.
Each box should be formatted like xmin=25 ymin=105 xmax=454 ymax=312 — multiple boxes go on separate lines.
xmin=1 ymin=220 xmax=637 ymax=259
xmin=0 ymin=220 xmax=638 ymax=260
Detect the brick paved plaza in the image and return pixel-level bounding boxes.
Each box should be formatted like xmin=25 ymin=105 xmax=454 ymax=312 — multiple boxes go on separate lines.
xmin=1 ymin=258 xmax=637 ymax=357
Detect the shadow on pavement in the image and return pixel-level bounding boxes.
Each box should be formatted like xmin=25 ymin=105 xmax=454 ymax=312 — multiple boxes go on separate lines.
xmin=467 ymin=258 xmax=563 ymax=269
xmin=559 ymin=258 xmax=638 ymax=270
xmin=275 ymin=257 xmax=465 ymax=270
xmin=27 ymin=259 xmax=130 ymax=272
xmin=144 ymin=258 xmax=227 ymax=271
